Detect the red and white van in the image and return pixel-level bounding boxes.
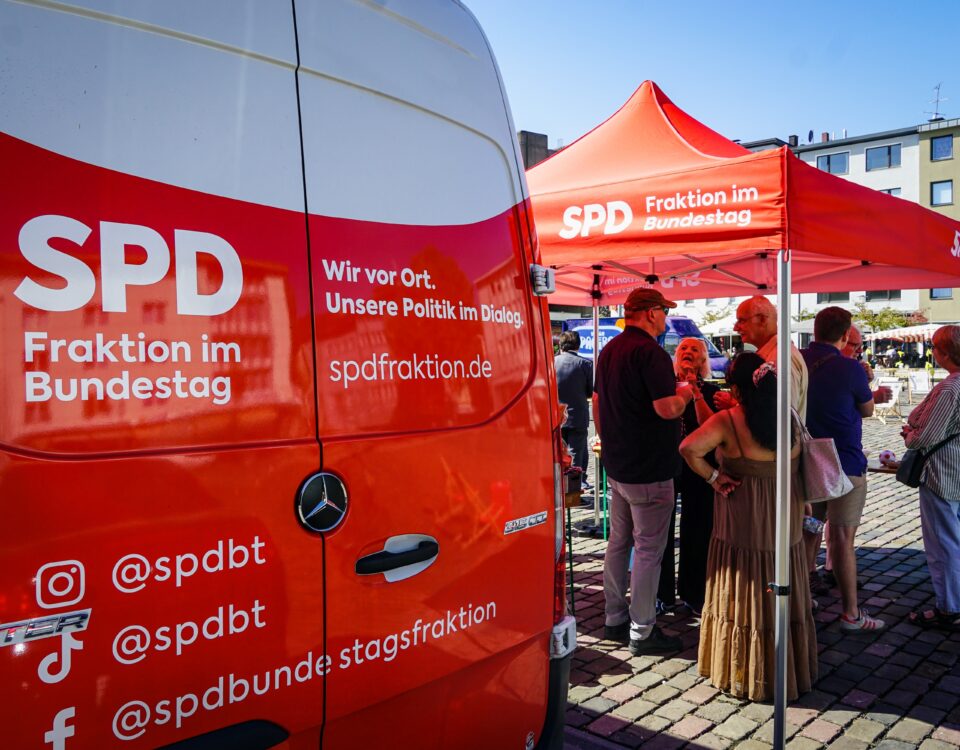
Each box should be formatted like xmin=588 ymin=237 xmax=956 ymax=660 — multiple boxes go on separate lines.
xmin=0 ymin=1 xmax=575 ymax=747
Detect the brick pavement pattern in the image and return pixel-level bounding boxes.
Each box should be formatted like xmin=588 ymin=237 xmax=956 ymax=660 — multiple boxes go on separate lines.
xmin=564 ymin=414 xmax=960 ymax=748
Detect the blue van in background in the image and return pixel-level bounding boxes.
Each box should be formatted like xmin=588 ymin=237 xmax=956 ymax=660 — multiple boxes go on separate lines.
xmin=562 ymin=315 xmax=730 ymax=379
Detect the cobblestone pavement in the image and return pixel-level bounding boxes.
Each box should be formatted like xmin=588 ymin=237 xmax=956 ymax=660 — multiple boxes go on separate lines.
xmin=564 ymin=413 xmax=960 ymax=749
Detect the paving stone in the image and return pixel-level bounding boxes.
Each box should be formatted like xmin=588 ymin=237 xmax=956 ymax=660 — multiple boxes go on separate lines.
xmin=600 ymin=682 xmax=642 ymax=703
xmin=737 ymin=741 xmax=773 ymax=750
xmin=786 ymin=706 xmax=820 ymax=727
xmin=887 ymin=717 xmax=936 ymax=744
xmin=695 ymin=700 xmax=740 ymax=723
xmin=585 ymin=713 xmax=631 ymax=737
xmin=579 ymin=696 xmax=617 ymax=716
xmin=842 ymin=689 xmax=876 ymax=709
xmin=627 ymin=670 xmax=665 ymax=690
xmin=795 ymin=690 xmax=836 ymax=711
xmin=801 ymin=719 xmax=841 ymax=743
xmin=569 ymin=684 xmax=605 ymax=703
xmin=933 ymin=724 xmax=960 ymax=745
xmin=908 ymin=704 xmax=947 ymax=727
xmin=919 ymin=740 xmax=959 ymax=750
xmin=713 ymin=715 xmax=758 ymax=741
xmin=641 ymin=684 xmax=680 ymax=704
xmin=563 ymin=727 xmax=629 ymax=749
xmin=884 ymin=688 xmax=919 ymax=709
xmin=636 ymin=734 xmax=684 ymax=750
xmin=666 ymin=672 xmax=699 ymax=691
xmin=605 ymin=729 xmax=648 ymax=749
xmin=596 ymin=671 xmax=632 ymax=688
xmin=829 ymin=737 xmax=869 ymax=750
xmin=865 ymin=705 xmax=901 ymax=726
xmin=785 ymin=738 xmax=822 ymax=750
xmin=693 ymin=732 xmax=734 ymax=750
xmin=874 ymin=741 xmax=919 ymax=750
xmin=924 ymin=691 xmax=960 ymax=711
xmin=845 ymin=718 xmax=885 ymax=743
xmin=820 ymin=707 xmax=858 ymax=726
xmin=740 ymin=701 xmax=775 ymax=723
xmin=651 ymin=659 xmax=688 ymax=678
xmin=681 ymin=683 xmax=719 ymax=705
xmin=566 ymin=709 xmax=593 ymax=728
xmin=654 ymin=699 xmax=696 ymax=721
xmin=611 ymin=698 xmax=657 ymax=722
xmin=669 ymin=714 xmax=714 ymax=739
xmin=636 ymin=713 xmax=671 ymax=733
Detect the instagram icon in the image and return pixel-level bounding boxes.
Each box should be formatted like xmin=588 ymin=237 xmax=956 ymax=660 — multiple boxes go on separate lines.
xmin=36 ymin=561 xmax=85 ymax=609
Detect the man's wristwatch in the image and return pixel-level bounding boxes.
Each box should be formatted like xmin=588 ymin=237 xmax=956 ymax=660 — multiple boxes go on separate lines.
xmin=706 ymin=468 xmax=720 ymax=485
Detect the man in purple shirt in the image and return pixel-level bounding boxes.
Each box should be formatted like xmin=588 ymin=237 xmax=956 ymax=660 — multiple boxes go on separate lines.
xmin=803 ymin=307 xmax=885 ymax=632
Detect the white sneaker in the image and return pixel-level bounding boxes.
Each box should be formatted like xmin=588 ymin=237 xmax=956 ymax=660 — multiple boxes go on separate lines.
xmin=840 ymin=608 xmax=885 ymax=632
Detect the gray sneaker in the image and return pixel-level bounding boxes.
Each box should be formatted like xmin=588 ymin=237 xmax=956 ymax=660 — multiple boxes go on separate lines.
xmin=629 ymin=626 xmax=682 ymax=655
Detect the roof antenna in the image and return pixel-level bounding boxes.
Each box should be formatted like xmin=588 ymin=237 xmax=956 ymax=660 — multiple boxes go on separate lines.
xmin=926 ymin=83 xmax=947 ymax=122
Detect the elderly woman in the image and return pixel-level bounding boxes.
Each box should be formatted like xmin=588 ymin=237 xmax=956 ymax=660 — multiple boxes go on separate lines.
xmin=668 ymin=338 xmax=722 ymax=614
xmin=902 ymin=325 xmax=960 ymax=632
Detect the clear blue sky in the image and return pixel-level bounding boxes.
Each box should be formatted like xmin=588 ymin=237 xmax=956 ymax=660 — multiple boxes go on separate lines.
xmin=466 ymin=0 xmax=958 ymax=149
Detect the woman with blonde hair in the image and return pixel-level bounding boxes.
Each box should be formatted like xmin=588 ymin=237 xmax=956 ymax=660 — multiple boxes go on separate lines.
xmin=671 ymin=338 xmax=722 ymax=614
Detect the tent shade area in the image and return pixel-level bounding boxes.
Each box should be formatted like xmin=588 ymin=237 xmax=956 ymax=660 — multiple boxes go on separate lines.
xmin=529 ymin=81 xmax=960 ymax=748
xmin=529 ymin=81 xmax=960 ymax=305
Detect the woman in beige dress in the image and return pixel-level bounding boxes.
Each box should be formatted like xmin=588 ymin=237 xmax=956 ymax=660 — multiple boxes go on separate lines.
xmin=680 ymin=353 xmax=817 ymax=702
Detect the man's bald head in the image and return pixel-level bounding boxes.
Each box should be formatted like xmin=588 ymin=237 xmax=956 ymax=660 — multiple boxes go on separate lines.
xmin=734 ymin=295 xmax=778 ymax=348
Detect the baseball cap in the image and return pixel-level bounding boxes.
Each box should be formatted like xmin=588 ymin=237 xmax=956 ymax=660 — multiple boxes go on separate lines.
xmin=623 ymin=287 xmax=678 ymax=312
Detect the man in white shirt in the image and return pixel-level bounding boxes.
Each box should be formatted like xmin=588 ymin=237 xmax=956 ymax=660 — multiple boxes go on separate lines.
xmin=733 ymin=296 xmax=808 ymax=419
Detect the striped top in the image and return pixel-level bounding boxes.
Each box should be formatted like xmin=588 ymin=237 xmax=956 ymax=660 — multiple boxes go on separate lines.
xmin=905 ymin=372 xmax=960 ymax=499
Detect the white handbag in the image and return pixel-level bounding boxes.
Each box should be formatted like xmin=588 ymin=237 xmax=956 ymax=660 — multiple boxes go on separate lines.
xmin=794 ymin=410 xmax=854 ymax=503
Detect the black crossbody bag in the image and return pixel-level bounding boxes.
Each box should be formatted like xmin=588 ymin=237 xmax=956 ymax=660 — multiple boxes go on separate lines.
xmin=896 ymin=432 xmax=960 ymax=488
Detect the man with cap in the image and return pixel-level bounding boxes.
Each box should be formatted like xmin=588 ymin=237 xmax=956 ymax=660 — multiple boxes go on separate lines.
xmin=593 ymin=287 xmax=696 ymax=655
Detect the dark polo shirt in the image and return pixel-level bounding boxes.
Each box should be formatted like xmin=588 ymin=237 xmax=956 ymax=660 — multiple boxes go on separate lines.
xmin=802 ymin=341 xmax=873 ymax=476
xmin=594 ymin=326 xmax=680 ymax=483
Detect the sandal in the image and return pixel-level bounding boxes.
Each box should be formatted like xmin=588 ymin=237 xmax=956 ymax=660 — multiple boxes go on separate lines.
xmin=909 ymin=608 xmax=960 ymax=632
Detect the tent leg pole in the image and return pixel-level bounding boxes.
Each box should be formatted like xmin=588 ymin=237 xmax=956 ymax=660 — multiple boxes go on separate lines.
xmin=593 ymin=302 xmax=601 ymax=529
xmin=773 ymin=250 xmax=793 ymax=750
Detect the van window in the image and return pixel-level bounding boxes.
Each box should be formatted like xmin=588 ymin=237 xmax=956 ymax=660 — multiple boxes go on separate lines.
xmin=296 ymin=5 xmax=535 ymax=439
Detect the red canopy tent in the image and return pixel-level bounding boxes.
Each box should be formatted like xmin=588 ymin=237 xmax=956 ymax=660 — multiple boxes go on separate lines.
xmin=529 ymin=81 xmax=960 ymax=747
xmin=529 ymin=81 xmax=960 ymax=304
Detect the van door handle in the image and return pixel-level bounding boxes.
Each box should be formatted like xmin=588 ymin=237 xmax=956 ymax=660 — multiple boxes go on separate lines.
xmin=356 ymin=541 xmax=438 ymax=575
xmin=354 ymin=535 xmax=439 ymax=582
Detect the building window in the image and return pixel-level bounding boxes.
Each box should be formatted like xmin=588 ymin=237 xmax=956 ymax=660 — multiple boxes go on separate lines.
xmin=932 ymin=135 xmax=953 ymax=161
xmin=816 ymin=152 xmax=849 ymax=174
xmin=865 ymin=144 xmax=901 ymax=171
xmin=865 ymin=289 xmax=902 ymax=302
xmin=931 ymin=288 xmax=953 ymax=300
xmin=817 ymin=292 xmax=850 ymax=303
xmin=932 ymin=180 xmax=954 ymax=206
xmin=880 ymin=187 xmax=901 ymax=196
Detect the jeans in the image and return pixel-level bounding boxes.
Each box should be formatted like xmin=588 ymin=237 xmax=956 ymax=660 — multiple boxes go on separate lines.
xmin=919 ymin=485 xmax=960 ymax=614
xmin=603 ymin=477 xmax=675 ymax=640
